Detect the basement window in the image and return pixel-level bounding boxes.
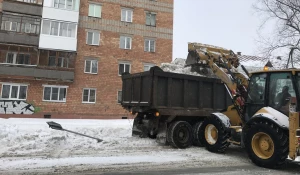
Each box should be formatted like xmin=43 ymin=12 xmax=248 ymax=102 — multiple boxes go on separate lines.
xmin=43 ymin=86 xmax=67 ymax=102
xmin=1 ymin=84 xmax=28 ymax=100
xmin=82 ymin=88 xmax=96 ymax=103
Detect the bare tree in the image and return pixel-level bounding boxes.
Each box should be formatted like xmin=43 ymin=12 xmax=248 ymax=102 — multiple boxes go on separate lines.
xmin=254 ymin=0 xmax=300 ymax=67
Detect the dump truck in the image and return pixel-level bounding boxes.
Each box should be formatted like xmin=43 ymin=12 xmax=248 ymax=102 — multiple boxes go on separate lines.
xmin=121 ymin=43 xmax=300 ymax=169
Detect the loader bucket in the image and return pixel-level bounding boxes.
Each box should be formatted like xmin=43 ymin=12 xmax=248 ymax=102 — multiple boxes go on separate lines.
xmin=185 ymin=50 xmax=200 ymax=66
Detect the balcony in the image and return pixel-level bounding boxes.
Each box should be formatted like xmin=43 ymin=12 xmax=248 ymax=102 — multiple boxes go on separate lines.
xmin=0 ymin=31 xmax=39 ymax=46
xmin=3 ymin=0 xmax=42 ymax=16
xmin=0 ymin=45 xmax=75 ymax=82
xmin=0 ymin=13 xmax=41 ymax=46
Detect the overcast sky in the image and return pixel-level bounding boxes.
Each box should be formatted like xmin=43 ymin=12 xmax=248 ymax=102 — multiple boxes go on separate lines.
xmin=173 ymin=0 xmax=268 ymax=60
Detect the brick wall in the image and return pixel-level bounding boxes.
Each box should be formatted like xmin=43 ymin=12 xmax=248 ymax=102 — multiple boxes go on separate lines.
xmin=0 ymin=0 xmax=173 ymax=119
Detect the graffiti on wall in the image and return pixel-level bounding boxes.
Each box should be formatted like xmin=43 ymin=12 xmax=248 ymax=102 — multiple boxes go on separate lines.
xmin=0 ymin=101 xmax=35 ymax=114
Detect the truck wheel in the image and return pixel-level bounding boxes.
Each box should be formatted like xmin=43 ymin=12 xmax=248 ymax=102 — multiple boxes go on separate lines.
xmin=199 ymin=117 xmax=230 ymax=153
xmin=193 ymin=121 xmax=204 ymax=147
xmin=244 ymin=121 xmax=288 ymax=168
xmin=167 ymin=121 xmax=193 ymax=149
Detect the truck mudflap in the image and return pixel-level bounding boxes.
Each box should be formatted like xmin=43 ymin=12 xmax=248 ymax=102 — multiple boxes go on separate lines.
xmin=132 ymin=114 xmax=148 ymax=138
xmin=156 ymin=121 xmax=167 ymax=144
xmin=132 ymin=113 xmax=160 ymax=138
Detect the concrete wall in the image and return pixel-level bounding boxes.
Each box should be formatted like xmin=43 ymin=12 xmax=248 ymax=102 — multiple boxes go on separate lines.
xmin=0 ymin=32 xmax=39 ymax=46
xmin=2 ymin=1 xmax=42 ymax=16
xmin=0 ymin=66 xmax=74 ymax=81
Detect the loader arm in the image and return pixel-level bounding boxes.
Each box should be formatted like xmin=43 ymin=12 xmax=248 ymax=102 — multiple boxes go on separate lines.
xmin=186 ymin=43 xmax=248 ymax=119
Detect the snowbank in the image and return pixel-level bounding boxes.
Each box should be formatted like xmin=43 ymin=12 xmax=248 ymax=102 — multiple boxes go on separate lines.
xmin=0 ymin=118 xmax=299 ymax=174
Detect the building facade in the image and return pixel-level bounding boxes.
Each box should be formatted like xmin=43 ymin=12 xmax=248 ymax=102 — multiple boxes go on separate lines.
xmin=0 ymin=0 xmax=173 ymax=118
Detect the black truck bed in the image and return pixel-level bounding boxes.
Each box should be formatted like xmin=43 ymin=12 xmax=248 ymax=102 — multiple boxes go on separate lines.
xmin=121 ymin=67 xmax=232 ymax=117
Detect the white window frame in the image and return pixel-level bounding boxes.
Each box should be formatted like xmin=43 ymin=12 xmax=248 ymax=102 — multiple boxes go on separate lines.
xmin=118 ymin=62 xmax=131 ymax=76
xmin=42 ymin=85 xmax=68 ymax=103
xmin=86 ymin=31 xmax=100 ymax=45
xmin=120 ymin=36 xmax=132 ymax=49
xmin=57 ymin=57 xmax=69 ymax=68
xmin=88 ymin=3 xmax=102 ymax=18
xmin=6 ymin=52 xmax=30 ymax=65
xmin=53 ymin=0 xmax=75 ymax=10
xmin=41 ymin=19 xmax=77 ymax=38
xmin=1 ymin=83 xmax=28 ymax=100
xmin=82 ymin=88 xmax=96 ymax=103
xmin=144 ymin=38 xmax=156 ymax=52
xmin=117 ymin=90 xmax=122 ymax=104
xmin=121 ymin=8 xmax=133 ymax=22
xmin=145 ymin=12 xmax=156 ymax=27
xmin=143 ymin=63 xmax=155 ymax=71
xmin=5 ymin=21 xmax=17 ymax=31
xmin=84 ymin=59 xmax=98 ymax=74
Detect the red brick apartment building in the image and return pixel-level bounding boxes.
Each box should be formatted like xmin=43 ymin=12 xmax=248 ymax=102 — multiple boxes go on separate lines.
xmin=0 ymin=0 xmax=173 ymax=119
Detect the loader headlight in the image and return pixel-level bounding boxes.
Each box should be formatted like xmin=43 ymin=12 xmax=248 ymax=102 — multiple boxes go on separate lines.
xmin=155 ymin=112 xmax=160 ymax=117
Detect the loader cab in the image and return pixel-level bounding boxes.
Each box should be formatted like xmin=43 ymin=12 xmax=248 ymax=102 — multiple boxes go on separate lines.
xmin=245 ymin=71 xmax=300 ymax=119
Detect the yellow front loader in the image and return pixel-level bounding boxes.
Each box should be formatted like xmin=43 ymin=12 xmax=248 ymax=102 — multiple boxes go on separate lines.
xmin=187 ymin=42 xmax=300 ymax=168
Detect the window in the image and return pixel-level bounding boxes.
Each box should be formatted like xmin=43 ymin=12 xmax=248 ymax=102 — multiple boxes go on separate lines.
xmin=42 ymin=20 xmax=77 ymax=38
xmin=85 ymin=60 xmax=98 ymax=74
xmin=86 ymin=31 xmax=100 ymax=45
xmin=43 ymin=86 xmax=67 ymax=102
xmin=121 ymin=8 xmax=133 ymax=22
xmin=118 ymin=62 xmax=131 ymax=75
xmin=53 ymin=0 xmax=76 ymax=10
xmin=82 ymin=89 xmax=96 ymax=103
xmin=1 ymin=84 xmax=27 ymax=100
xmin=117 ymin=90 xmax=122 ymax=103
xmin=89 ymin=4 xmax=102 ymax=18
xmin=6 ymin=52 xmax=30 ymax=65
xmin=1 ymin=14 xmax=40 ymax=34
xmin=144 ymin=63 xmax=155 ymax=71
xmin=17 ymin=54 xmax=30 ymax=64
xmin=48 ymin=56 xmax=56 ymax=67
xmin=57 ymin=57 xmax=69 ymax=68
xmin=120 ymin=36 xmax=132 ymax=49
xmin=146 ymin=12 xmax=156 ymax=26
xmin=4 ymin=21 xmax=17 ymax=31
xmin=144 ymin=39 xmax=155 ymax=52
xmin=268 ymin=73 xmax=295 ymax=115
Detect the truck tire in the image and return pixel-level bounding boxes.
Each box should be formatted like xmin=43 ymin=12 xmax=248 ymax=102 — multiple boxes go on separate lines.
xmin=199 ymin=117 xmax=230 ymax=153
xmin=167 ymin=121 xmax=193 ymax=149
xmin=244 ymin=121 xmax=288 ymax=168
xmin=193 ymin=121 xmax=204 ymax=147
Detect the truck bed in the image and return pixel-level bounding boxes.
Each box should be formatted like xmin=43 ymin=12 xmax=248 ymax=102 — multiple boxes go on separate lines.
xmin=121 ymin=67 xmax=232 ymax=117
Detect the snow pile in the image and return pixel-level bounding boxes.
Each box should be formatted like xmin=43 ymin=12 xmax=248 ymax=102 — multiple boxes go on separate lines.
xmin=160 ymin=58 xmax=218 ymax=77
xmin=0 ymin=118 xmax=299 ymax=174
xmin=160 ymin=58 xmax=202 ymax=76
xmin=0 ymin=118 xmax=253 ymax=174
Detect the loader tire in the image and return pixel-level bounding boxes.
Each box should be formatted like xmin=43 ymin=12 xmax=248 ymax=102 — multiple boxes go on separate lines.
xmin=167 ymin=121 xmax=193 ymax=149
xmin=193 ymin=121 xmax=204 ymax=147
xmin=199 ymin=117 xmax=230 ymax=153
xmin=244 ymin=121 xmax=288 ymax=169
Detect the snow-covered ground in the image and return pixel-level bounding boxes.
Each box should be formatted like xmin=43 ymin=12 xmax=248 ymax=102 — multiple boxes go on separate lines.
xmin=0 ymin=118 xmax=246 ymax=174
xmin=0 ymin=118 xmax=299 ymax=175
